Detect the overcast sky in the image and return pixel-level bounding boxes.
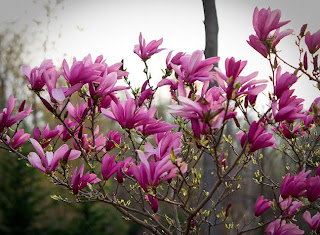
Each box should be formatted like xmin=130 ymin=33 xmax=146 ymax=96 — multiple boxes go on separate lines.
xmin=0 ymin=0 xmax=319 ymax=107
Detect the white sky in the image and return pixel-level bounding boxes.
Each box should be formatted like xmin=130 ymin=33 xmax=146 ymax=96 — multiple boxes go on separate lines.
xmin=0 ymin=0 xmax=319 ymax=108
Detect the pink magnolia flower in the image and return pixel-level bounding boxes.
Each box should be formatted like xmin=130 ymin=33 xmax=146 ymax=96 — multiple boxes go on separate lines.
xmin=134 ymin=33 xmax=165 ymax=61
xmin=145 ymin=194 xmax=158 ymax=213
xmin=272 ymin=90 xmax=305 ymax=122
xmin=28 ymin=138 xmax=80 ymax=174
xmin=305 ymin=29 xmax=320 ymax=54
xmin=265 ymin=219 xmax=304 ymax=235
xmin=166 ymin=51 xmax=185 ymax=70
xmin=11 ymin=129 xmax=30 ymax=149
xmin=303 ymin=211 xmax=320 ymax=233
xmin=248 ymin=8 xmax=293 ymax=57
xmin=171 ymin=50 xmax=219 ymax=83
xmin=20 ymin=59 xmax=56 ymax=91
xmin=280 ymin=169 xmax=311 ymax=199
xmin=137 ymin=80 xmax=154 ymax=106
xmin=254 ymin=196 xmax=273 ymax=216
xmin=272 ymin=122 xmax=305 ymax=139
xmin=274 ymin=67 xmax=297 ymax=98
xmin=74 ymin=126 xmax=106 ymax=153
xmin=105 ymin=130 xmax=122 ymax=151
xmin=237 ymin=121 xmax=276 ymax=152
xmin=137 ymin=120 xmax=176 ymax=136
xmin=67 ymin=101 xmax=90 ymax=123
xmin=253 ymin=7 xmax=290 ymax=41
xmin=215 ymin=57 xmax=267 ymax=100
xmin=144 ymin=132 xmax=182 ymax=161
xmin=33 ymin=124 xmax=61 ymax=148
xmin=0 ymin=95 xmax=32 ymax=132
xmin=279 ymin=196 xmax=302 ymax=217
xmin=56 ymin=118 xmax=79 ymax=142
xmin=116 ymin=157 xmax=133 ymax=183
xmin=43 ymin=68 xmax=65 ymax=103
xmin=169 ymin=86 xmax=236 ymax=139
xmin=101 ymin=154 xmax=122 ymax=181
xmin=305 ymin=176 xmax=320 ymax=202
xmin=101 ymin=96 xmax=157 ymax=130
xmin=131 ymin=150 xmax=187 ymax=192
xmin=71 ymin=164 xmax=101 ymax=194
xmin=88 ymin=72 xmax=129 ymax=106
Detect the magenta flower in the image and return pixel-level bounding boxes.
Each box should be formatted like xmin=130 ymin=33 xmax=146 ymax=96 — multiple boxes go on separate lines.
xmin=248 ymin=8 xmax=292 ymax=57
xmin=305 ymin=29 xmax=320 ymax=54
xmin=171 ymin=50 xmax=219 ymax=83
xmin=134 ymin=33 xmax=165 ymax=61
xmin=169 ymin=86 xmax=236 ymax=139
xmin=0 ymin=95 xmax=32 ymax=132
xmin=116 ymin=157 xmax=133 ymax=183
xmin=131 ymin=150 xmax=187 ymax=192
xmin=33 ymin=124 xmax=61 ymax=148
xmin=215 ymin=57 xmax=267 ymax=100
xmin=74 ymin=126 xmax=106 ymax=153
xmin=105 ymin=130 xmax=122 ymax=151
xmin=254 ymin=196 xmax=273 ymax=216
xmin=252 ymin=7 xmax=290 ymax=41
xmin=145 ymin=194 xmax=158 ymax=213
xmin=28 ymin=138 xmax=80 ymax=174
xmin=101 ymin=154 xmax=122 ymax=181
xmin=144 ymin=131 xmax=182 ymax=161
xmin=305 ymin=176 xmax=320 ymax=202
xmin=280 ymin=169 xmax=311 ymax=199
xmin=56 ymin=118 xmax=79 ymax=142
xmin=138 ymin=80 xmax=154 ymax=106
xmin=43 ymin=68 xmax=65 ymax=103
xmin=166 ymin=51 xmax=185 ymax=70
xmin=71 ymin=164 xmax=101 ymax=194
xmin=101 ymin=97 xmax=157 ymax=130
xmin=11 ymin=129 xmax=30 ymax=149
xmin=67 ymin=101 xmax=90 ymax=123
xmin=137 ymin=120 xmax=176 ymax=136
xmin=303 ymin=211 xmax=320 ymax=233
xmin=274 ymin=67 xmax=297 ymax=98
xmin=88 ymin=72 xmax=129 ymax=105
xmin=271 ymin=90 xmax=305 ymax=122
xmin=21 ymin=59 xmax=56 ymax=91
xmin=237 ymin=121 xmax=276 ymax=152
xmin=265 ymin=219 xmax=304 ymax=235
xmin=279 ymin=196 xmax=302 ymax=217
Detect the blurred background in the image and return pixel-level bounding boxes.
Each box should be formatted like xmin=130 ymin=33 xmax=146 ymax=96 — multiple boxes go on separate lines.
xmin=0 ymin=0 xmax=319 ymax=234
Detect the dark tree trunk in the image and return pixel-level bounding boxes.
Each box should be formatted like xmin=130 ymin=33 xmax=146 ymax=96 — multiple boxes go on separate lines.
xmin=201 ymin=0 xmax=222 ymax=234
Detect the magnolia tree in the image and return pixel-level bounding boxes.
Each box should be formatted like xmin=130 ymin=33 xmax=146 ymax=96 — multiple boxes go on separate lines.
xmin=0 ymin=7 xmax=320 ymax=234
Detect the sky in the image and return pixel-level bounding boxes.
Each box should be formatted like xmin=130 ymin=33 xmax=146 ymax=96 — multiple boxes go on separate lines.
xmin=0 ymin=0 xmax=319 ymax=107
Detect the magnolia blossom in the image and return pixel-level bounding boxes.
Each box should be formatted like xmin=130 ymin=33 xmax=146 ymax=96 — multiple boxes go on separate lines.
xmin=131 ymin=150 xmax=187 ymax=192
xmin=145 ymin=194 xmax=158 ymax=213
xmin=280 ymin=169 xmax=311 ymax=199
xmin=247 ymin=7 xmax=292 ymax=57
xmin=11 ymin=129 xmax=30 ymax=149
xmin=169 ymin=86 xmax=236 ymax=139
xmin=305 ymin=176 xmax=320 ymax=202
xmin=215 ymin=57 xmax=267 ymax=100
xmin=166 ymin=51 xmax=185 ymax=70
xmin=28 ymin=138 xmax=80 ymax=174
xmin=105 ymin=130 xmax=122 ymax=151
xmin=274 ymin=67 xmax=297 ymax=98
xmin=272 ymin=90 xmax=305 ymax=122
xmin=170 ymin=50 xmax=219 ymax=83
xmin=305 ymin=29 xmax=320 ymax=54
xmin=67 ymin=102 xmax=89 ymax=123
xmin=144 ymin=131 xmax=182 ymax=161
xmin=71 ymin=164 xmax=101 ymax=194
xmin=101 ymin=154 xmax=122 ymax=180
xmin=303 ymin=211 xmax=320 ymax=233
xmin=20 ymin=59 xmax=56 ymax=91
xmin=265 ymin=219 xmax=304 ymax=235
xmin=0 ymin=95 xmax=32 ymax=132
xmin=74 ymin=126 xmax=106 ymax=153
xmin=237 ymin=121 xmax=276 ymax=152
xmin=33 ymin=124 xmax=61 ymax=148
xmin=254 ymin=196 xmax=273 ymax=216
xmin=279 ymin=196 xmax=302 ymax=217
xmin=134 ymin=33 xmax=164 ymax=61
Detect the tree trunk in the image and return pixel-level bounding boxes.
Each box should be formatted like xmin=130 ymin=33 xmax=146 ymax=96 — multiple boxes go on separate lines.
xmin=201 ymin=0 xmax=221 ymax=234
